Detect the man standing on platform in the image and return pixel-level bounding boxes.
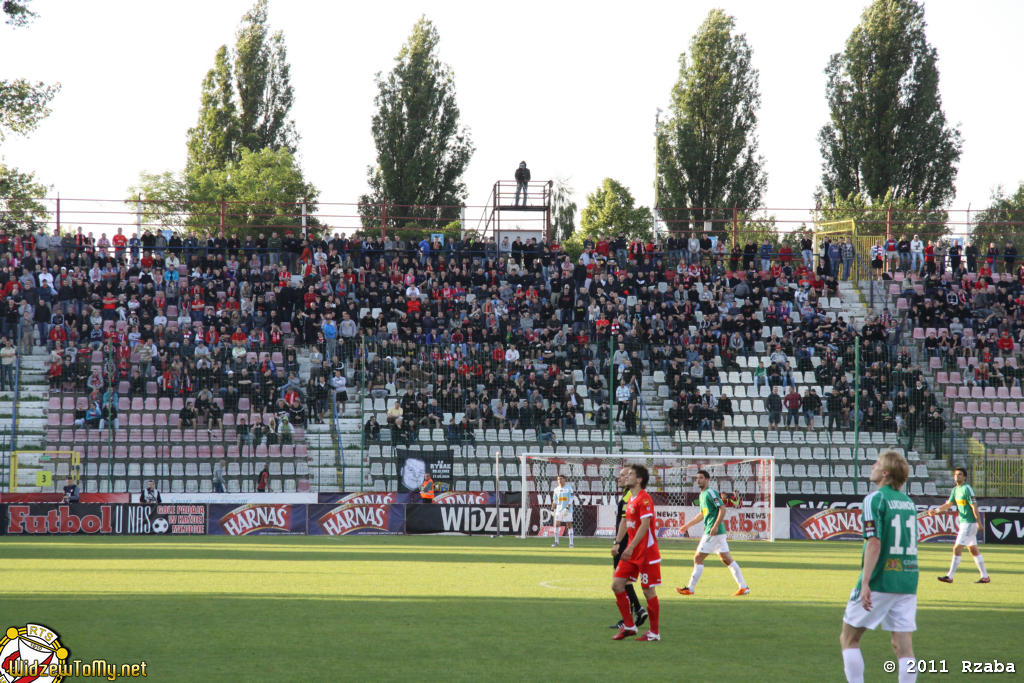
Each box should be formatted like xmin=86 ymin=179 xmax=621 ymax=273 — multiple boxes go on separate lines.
xmin=514 ymin=161 xmax=531 ymax=206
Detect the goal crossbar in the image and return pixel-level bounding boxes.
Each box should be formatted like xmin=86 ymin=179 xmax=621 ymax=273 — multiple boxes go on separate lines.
xmin=519 ymin=452 xmax=775 ymax=541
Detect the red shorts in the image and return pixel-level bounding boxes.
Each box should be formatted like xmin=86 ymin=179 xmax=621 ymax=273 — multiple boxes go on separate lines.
xmin=614 ymin=557 xmax=661 ymax=588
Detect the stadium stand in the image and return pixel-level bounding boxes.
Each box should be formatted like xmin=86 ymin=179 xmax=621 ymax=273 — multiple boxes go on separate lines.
xmin=6 ymin=228 xmax=1006 ymax=496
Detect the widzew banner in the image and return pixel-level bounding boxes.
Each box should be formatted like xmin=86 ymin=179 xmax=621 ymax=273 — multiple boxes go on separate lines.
xmin=2 ymin=504 xmax=204 ymax=535
xmin=405 ymin=504 xmax=526 ymax=535
xmin=208 ymin=503 xmax=307 ymax=535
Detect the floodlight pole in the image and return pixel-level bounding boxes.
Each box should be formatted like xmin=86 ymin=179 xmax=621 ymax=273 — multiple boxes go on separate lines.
xmin=853 ymin=337 xmax=861 ymax=492
xmin=654 ymin=108 xmax=661 ymax=242
xmin=608 ymin=333 xmax=615 ymax=455
xmin=493 ymin=448 xmax=501 ymax=537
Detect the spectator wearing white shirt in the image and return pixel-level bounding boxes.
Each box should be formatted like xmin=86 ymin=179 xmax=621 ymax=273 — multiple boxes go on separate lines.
xmin=330 ymin=369 xmax=348 ymax=404
xmin=688 ymin=233 xmax=701 ymax=265
xmin=96 ymin=233 xmax=110 ymax=256
xmin=910 ymin=235 xmax=924 ymax=272
xmin=505 ymin=346 xmax=520 ymax=364
xmin=38 ymin=269 xmax=54 ymax=291
xmin=614 ymin=379 xmax=633 ymax=423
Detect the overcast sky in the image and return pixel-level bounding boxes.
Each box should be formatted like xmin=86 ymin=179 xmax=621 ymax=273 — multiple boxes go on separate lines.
xmin=2 ymin=0 xmax=1022 ymax=234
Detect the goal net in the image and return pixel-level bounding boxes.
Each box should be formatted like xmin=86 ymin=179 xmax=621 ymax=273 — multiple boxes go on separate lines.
xmin=520 ymin=453 xmax=774 ymax=541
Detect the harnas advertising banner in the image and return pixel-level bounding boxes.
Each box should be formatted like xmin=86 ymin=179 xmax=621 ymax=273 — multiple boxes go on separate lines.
xmin=790 ymin=507 xmax=982 ymax=543
xmin=316 ymin=491 xmax=496 ymax=505
xmin=405 ymin=504 xmax=527 ymax=535
xmin=307 ymin=493 xmax=404 ymax=535
xmin=2 ymin=504 xmax=204 ymax=535
xmin=208 ymin=503 xmax=307 ymax=536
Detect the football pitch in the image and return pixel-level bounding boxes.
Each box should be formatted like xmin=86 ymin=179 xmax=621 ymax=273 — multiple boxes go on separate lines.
xmin=1 ymin=536 xmax=1021 ymax=682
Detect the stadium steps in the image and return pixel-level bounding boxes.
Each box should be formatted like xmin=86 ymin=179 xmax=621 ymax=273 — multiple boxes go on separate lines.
xmin=837 ymin=281 xmax=870 ymax=328
xmin=2 ymin=345 xmax=53 ymax=492
xmin=899 ymin=325 xmax=970 ymax=490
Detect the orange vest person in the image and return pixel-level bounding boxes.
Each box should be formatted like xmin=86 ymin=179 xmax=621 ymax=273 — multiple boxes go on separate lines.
xmin=420 ymin=475 xmax=435 ymax=503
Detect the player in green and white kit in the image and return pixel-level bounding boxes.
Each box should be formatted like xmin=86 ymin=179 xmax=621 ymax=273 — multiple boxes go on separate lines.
xmin=928 ymin=466 xmax=990 ymax=583
xmin=840 ymin=449 xmax=919 ymax=683
xmin=551 ymin=474 xmax=574 ymax=547
xmin=675 ymin=469 xmax=749 ymax=596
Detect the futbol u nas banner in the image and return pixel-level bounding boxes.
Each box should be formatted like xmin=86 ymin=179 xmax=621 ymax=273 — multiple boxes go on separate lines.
xmin=3 ymin=504 xmax=206 ymax=535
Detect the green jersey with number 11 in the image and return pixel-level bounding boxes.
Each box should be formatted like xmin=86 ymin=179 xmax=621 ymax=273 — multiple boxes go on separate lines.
xmin=852 ymin=485 xmax=919 ymax=597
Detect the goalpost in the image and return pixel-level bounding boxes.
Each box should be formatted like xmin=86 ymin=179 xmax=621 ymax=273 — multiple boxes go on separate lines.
xmin=519 ymin=452 xmax=775 ymax=541
xmin=9 ymin=450 xmax=81 ymax=492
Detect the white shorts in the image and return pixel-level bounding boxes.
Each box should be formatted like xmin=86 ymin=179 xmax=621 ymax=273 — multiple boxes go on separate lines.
xmin=553 ymin=509 xmax=573 ymax=524
xmin=696 ymin=533 xmax=729 ymax=555
xmin=843 ymin=591 xmax=917 ymax=632
xmin=955 ymin=522 xmax=978 ymax=547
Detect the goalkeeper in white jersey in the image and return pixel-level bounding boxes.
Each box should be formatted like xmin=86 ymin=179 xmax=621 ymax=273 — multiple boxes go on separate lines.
xmin=551 ymin=474 xmax=574 ymax=547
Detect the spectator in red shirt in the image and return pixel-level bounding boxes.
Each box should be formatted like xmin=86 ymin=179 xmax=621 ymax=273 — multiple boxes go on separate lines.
xmin=778 ymin=244 xmax=793 ymax=264
xmin=997 ymin=331 xmax=1014 ymax=356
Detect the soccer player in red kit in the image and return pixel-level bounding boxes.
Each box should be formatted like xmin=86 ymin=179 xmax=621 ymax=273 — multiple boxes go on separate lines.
xmin=611 ymin=463 xmax=661 ymax=641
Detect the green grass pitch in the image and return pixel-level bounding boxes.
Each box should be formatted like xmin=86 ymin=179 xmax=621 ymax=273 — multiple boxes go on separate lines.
xmin=0 ymin=536 xmax=1021 ymax=681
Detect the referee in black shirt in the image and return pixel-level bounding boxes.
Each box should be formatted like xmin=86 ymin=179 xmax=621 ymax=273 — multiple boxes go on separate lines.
xmin=609 ymin=466 xmax=647 ymax=629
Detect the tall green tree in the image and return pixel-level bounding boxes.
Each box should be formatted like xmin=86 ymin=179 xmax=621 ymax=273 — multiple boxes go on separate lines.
xmin=972 ymin=183 xmax=1024 ymax=252
xmin=185 ymin=0 xmax=297 ymax=177
xmin=1 ymin=0 xmax=59 ymax=143
xmin=234 ymin=0 xmax=297 ymax=154
xmin=818 ymin=0 xmax=961 ymax=212
xmin=0 ymin=78 xmax=59 ymax=142
xmin=361 ymin=16 xmax=474 ymax=228
xmin=580 ymin=179 xmax=652 ymax=239
xmin=551 ymin=177 xmax=577 ymax=243
xmin=131 ymin=148 xmax=316 ymax=236
xmin=185 ymin=45 xmax=238 ymax=176
xmin=0 ymin=163 xmax=48 ymax=234
xmin=2 ymin=0 xmax=35 ymax=27
xmin=142 ymin=0 xmax=311 ymax=237
xmin=656 ymin=9 xmax=766 ymax=236
xmin=817 ymin=189 xmax=946 ymax=241
xmin=1 ymin=0 xmax=57 ymax=235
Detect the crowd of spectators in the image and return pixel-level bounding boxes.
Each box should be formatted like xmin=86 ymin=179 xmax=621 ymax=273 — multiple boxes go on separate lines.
xmin=868 ymin=234 xmax=1023 ymax=280
xmin=0 ymin=227 xmax=330 ymax=438
xmin=5 ymin=225 xmax=1016 ymax=465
